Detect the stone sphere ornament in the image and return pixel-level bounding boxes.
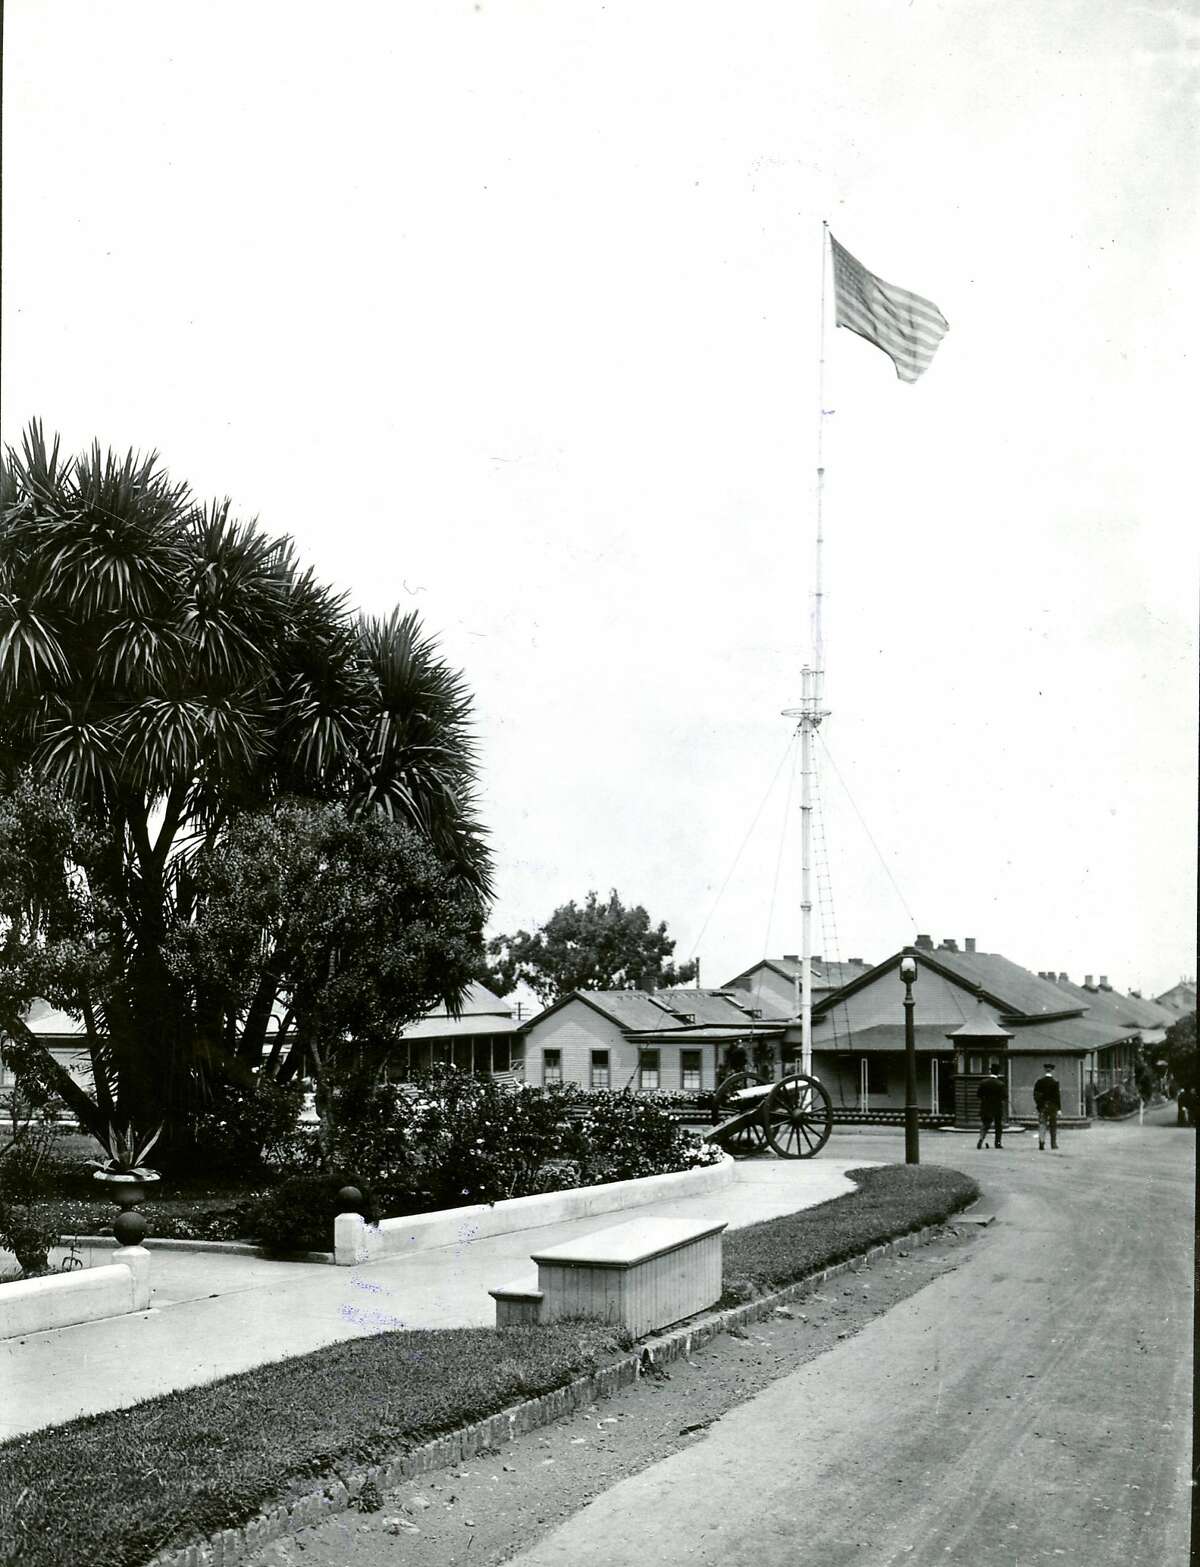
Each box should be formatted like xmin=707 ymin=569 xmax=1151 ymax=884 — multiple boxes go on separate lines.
xmin=337 ymin=1185 xmax=364 ymax=1213
xmin=113 ymin=1208 xmax=148 ymax=1247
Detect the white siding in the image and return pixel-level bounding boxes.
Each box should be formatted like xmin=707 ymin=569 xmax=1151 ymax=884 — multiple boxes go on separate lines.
xmin=523 ymin=1001 xmax=635 ymax=1088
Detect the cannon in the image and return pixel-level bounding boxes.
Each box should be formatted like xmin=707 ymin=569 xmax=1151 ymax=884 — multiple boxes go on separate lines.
xmin=703 ymin=1069 xmax=833 ymax=1159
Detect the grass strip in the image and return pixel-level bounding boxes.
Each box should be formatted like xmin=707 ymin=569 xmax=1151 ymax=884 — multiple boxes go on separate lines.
xmin=722 ymin=1163 xmax=979 ymax=1301
xmin=0 ymin=1162 xmax=977 ymax=1567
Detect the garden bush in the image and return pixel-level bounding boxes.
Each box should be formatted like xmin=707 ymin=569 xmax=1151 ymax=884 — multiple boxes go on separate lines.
xmin=0 ymin=1113 xmax=64 ymax=1274
xmin=182 ymin=1074 xmax=306 ymax=1178
xmin=240 ymin=1173 xmax=379 ymax=1254
xmin=1095 ymin=1082 xmax=1141 ymax=1118
xmin=318 ymin=1070 xmax=717 ymax=1214
xmin=574 ymin=1091 xmax=722 ymax=1184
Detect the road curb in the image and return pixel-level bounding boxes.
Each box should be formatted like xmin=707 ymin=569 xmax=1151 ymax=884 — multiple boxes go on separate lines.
xmin=146 ymin=1202 xmax=974 ymax=1567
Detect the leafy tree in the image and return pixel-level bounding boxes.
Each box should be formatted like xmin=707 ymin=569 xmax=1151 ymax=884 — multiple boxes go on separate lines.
xmin=0 ymin=422 xmax=491 ymax=1139
xmin=482 ymin=890 xmax=697 ymax=1005
xmin=1160 ymin=1011 xmax=1197 ymax=1095
xmin=173 ymin=799 xmax=485 ymax=1088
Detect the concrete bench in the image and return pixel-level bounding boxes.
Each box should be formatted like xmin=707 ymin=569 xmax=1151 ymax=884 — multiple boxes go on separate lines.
xmin=490 ymin=1216 xmax=726 ymax=1339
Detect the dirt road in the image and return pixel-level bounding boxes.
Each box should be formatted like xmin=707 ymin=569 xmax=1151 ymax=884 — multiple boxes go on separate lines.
xmin=507 ymin=1111 xmax=1194 ymax=1567
xmin=250 ymin=1111 xmax=1194 ymax=1567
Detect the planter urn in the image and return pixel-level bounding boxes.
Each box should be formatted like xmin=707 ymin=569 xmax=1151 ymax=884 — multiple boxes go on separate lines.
xmin=93 ymin=1169 xmax=160 ymax=1244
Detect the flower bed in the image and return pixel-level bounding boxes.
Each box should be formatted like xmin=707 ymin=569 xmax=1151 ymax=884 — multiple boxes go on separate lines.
xmin=25 ymin=1077 xmax=723 ymax=1253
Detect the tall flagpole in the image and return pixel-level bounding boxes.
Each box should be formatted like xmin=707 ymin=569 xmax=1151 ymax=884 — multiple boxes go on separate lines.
xmin=786 ymin=221 xmax=832 ymax=1077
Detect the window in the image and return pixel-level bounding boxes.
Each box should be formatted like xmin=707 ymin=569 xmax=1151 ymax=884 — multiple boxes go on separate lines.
xmin=590 ymin=1050 xmax=610 ymax=1090
xmin=639 ymin=1050 xmax=660 ymax=1091
xmin=862 ymin=1057 xmax=888 ymax=1094
xmin=543 ymin=1049 xmax=562 ymax=1087
xmin=681 ymin=1050 xmax=702 ymax=1092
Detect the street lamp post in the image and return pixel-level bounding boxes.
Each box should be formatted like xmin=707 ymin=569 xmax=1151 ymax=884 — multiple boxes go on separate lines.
xmin=900 ymin=955 xmax=919 ymax=1165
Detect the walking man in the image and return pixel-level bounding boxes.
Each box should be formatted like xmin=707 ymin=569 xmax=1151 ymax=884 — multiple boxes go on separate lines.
xmin=1034 ymin=1062 xmax=1061 ymax=1150
xmin=976 ymin=1061 xmax=1006 ymax=1149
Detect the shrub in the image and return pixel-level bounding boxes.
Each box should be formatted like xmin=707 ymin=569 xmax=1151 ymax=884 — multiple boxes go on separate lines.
xmin=0 ymin=1112 xmax=64 ymax=1274
xmin=574 ymin=1091 xmax=722 ymax=1184
xmin=240 ymin=1174 xmax=379 ymax=1254
xmin=319 ymin=1071 xmax=416 ymax=1207
xmin=1095 ymin=1082 xmax=1141 ymax=1118
xmin=184 ymin=1075 xmax=305 ymax=1177
xmin=293 ymin=1070 xmax=719 ymax=1223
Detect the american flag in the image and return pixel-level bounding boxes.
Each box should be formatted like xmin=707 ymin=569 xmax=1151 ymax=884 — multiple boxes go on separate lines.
xmin=830 ymin=234 xmax=949 ymax=383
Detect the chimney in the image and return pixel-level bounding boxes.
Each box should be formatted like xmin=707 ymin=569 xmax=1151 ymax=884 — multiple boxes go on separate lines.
xmin=848 ymin=957 xmax=864 ymax=966
xmin=1099 ymin=975 xmax=1111 ymax=990
xmin=1084 ymin=974 xmax=1095 ymax=989
xmin=940 ymin=938 xmax=959 ymax=953
xmin=915 ymin=934 xmax=934 ymax=951
xmin=1130 ymin=989 xmax=1142 ymax=999
xmin=1058 ymin=972 xmax=1069 ymax=983
xmin=812 ymin=955 xmax=823 ymax=966
xmin=964 ymin=937 xmax=976 ymax=953
xmin=783 ymin=953 xmax=799 ymax=962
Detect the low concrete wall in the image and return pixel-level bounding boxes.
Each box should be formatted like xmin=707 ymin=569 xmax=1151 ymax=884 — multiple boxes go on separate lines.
xmin=334 ymin=1155 xmax=735 ymax=1267
xmin=0 ymin=1245 xmax=151 ymax=1340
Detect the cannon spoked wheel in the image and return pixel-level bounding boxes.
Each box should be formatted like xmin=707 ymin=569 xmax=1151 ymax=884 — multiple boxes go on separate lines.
xmin=711 ymin=1070 xmax=771 ymax=1155
xmin=763 ymin=1073 xmax=834 ymax=1159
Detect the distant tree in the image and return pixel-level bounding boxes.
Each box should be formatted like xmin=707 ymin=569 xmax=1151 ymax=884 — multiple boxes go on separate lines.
xmin=481 ymin=890 xmax=697 ymax=1005
xmin=0 ymin=422 xmax=490 ymax=1141
xmin=1160 ymin=1011 xmax=1197 ymax=1095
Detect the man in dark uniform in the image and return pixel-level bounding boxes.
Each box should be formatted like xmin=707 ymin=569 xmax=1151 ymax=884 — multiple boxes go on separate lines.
xmin=976 ymin=1062 xmax=1006 ymax=1149
xmin=1034 ymin=1062 xmax=1061 ymax=1150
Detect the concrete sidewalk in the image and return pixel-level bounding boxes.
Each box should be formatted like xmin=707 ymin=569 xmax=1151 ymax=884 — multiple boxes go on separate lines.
xmin=0 ymin=1157 xmax=869 ymax=1441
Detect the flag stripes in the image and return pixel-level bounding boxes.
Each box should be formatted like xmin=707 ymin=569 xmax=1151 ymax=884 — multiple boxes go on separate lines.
xmin=830 ymin=234 xmax=948 ymax=383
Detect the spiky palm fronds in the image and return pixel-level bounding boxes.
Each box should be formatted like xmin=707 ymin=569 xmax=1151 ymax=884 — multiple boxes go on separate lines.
xmin=0 ymin=421 xmax=492 ymax=1133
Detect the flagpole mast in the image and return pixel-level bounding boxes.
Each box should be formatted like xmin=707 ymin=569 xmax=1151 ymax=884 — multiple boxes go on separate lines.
xmin=786 ymin=221 xmax=831 ymax=1079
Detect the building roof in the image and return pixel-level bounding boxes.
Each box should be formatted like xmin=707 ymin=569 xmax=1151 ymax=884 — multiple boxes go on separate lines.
xmin=400 ymin=1013 xmax=520 ymax=1040
xmin=520 ymin=985 xmax=797 ymax=1037
xmin=14 ymin=1000 xmax=85 ymax=1038
xmin=1154 ymin=980 xmax=1196 ymax=1018
xmin=656 ymin=989 xmax=790 ymax=1026
xmin=559 ymin=990 xmax=694 ymax=1033
xmin=1002 ymin=1017 xmax=1125 ymax=1056
xmin=922 ymin=948 xmax=1082 ymax=1019
xmin=417 ymin=982 xmax=513 ymax=1021
xmin=946 ymin=1011 xmax=1014 ymax=1043
xmin=812 ymin=1023 xmax=961 ymax=1054
xmin=1043 ymin=976 xmax=1173 ymax=1033
xmin=725 ymin=956 xmax=873 ymax=994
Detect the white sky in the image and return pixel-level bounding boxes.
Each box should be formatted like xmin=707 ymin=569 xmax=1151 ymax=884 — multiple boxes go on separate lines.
xmin=4 ymin=1 xmax=1197 ymax=999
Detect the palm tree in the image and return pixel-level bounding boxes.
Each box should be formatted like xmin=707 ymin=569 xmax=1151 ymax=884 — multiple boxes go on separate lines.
xmin=0 ymin=421 xmax=491 ymax=1136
